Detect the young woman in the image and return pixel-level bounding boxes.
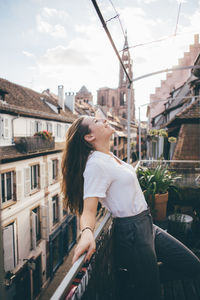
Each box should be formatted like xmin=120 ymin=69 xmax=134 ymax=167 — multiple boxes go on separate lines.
xmin=62 ymin=116 xmax=200 ymax=300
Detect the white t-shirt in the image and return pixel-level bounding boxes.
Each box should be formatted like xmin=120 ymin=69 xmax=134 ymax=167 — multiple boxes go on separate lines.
xmin=83 ymin=151 xmax=148 ymax=218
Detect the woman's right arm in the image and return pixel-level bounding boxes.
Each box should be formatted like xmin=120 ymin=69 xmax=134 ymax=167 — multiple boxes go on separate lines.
xmin=72 ymin=196 xmax=98 ymax=264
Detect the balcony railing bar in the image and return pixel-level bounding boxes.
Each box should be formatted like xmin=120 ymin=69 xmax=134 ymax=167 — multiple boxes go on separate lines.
xmin=141 ymin=160 xmax=200 ymax=163
xmin=50 ymin=211 xmax=111 ymax=300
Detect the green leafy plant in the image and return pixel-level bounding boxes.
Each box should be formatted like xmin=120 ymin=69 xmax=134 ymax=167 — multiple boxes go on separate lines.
xmin=168 ymin=136 xmax=177 ymax=143
xmin=34 ymin=130 xmax=53 ymax=141
xmin=137 ymin=165 xmax=181 ymax=216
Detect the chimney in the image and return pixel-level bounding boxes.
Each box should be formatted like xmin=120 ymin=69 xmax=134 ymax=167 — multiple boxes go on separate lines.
xmin=194 ymin=34 xmax=199 ymax=45
xmin=65 ymin=92 xmax=75 ymax=113
xmin=58 ymin=85 xmax=65 ymax=111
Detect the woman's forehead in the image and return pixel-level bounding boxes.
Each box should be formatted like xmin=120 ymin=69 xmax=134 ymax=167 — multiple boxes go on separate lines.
xmin=82 ymin=116 xmax=95 ymax=125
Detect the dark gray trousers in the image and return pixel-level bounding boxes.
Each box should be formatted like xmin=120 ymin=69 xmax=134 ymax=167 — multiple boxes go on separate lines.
xmin=113 ymin=207 xmax=200 ymax=300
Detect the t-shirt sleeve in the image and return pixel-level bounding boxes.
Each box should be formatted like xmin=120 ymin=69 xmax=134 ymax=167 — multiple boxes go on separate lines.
xmin=83 ymin=162 xmax=110 ymax=199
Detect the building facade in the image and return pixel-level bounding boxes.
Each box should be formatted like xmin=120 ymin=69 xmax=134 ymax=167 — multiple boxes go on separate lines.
xmin=0 ymin=79 xmax=77 ymax=300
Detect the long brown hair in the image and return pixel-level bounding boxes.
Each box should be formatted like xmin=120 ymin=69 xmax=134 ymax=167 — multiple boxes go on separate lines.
xmin=61 ymin=116 xmax=94 ymax=215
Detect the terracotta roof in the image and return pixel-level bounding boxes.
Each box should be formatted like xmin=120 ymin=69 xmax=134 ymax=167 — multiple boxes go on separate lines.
xmin=176 ymin=98 xmax=200 ymax=119
xmin=166 ymin=98 xmax=200 ymax=127
xmin=0 ymin=78 xmax=77 ymax=123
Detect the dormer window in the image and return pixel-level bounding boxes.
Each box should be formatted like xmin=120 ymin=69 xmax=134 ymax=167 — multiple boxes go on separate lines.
xmin=0 ymin=89 xmax=8 ymax=101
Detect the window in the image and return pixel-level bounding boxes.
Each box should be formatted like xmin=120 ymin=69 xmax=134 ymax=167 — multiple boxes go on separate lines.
xmin=31 ymin=207 xmax=41 ymax=249
xmin=112 ymin=97 xmax=115 ymax=106
xmin=47 ymin=122 xmax=53 ymax=133
xmin=1 ymin=171 xmax=15 ymax=205
xmin=52 ymin=195 xmax=59 ymax=225
xmin=120 ymin=92 xmax=124 ymax=106
xmin=57 ymin=124 xmax=61 ymax=138
xmin=101 ymin=96 xmax=105 ymax=106
xmin=3 ymin=222 xmax=17 ymax=272
xmin=31 ymin=165 xmax=39 ymax=191
xmin=122 ymin=112 xmax=126 ymax=119
xmin=35 ymin=121 xmax=42 ymax=133
xmin=52 ymin=159 xmax=58 ymax=181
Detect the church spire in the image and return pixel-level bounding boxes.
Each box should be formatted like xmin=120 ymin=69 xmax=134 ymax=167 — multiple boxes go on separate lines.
xmin=119 ymin=31 xmax=133 ymax=88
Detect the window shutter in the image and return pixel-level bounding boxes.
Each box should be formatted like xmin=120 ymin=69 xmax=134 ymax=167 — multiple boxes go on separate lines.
xmin=4 ymin=118 xmax=9 ymax=138
xmin=24 ymin=167 xmax=31 ymax=196
xmin=40 ymin=163 xmax=45 ymax=189
xmin=39 ymin=122 xmax=42 ymax=132
xmin=31 ymin=212 xmax=37 ymax=250
xmin=58 ymin=158 xmax=62 ymax=179
xmin=54 ymin=123 xmax=57 ymax=137
xmin=16 ymin=170 xmax=23 ymax=201
xmin=0 ymin=116 xmax=4 ymax=138
xmin=30 ymin=121 xmax=35 ymax=135
xmin=48 ymin=161 xmax=52 ymax=185
xmin=3 ymin=224 xmax=15 ymax=272
xmin=41 ymin=205 xmax=49 ymax=240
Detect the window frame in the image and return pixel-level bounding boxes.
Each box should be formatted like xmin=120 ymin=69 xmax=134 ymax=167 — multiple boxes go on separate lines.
xmin=52 ymin=194 xmax=59 ymax=225
xmin=52 ymin=159 xmax=58 ymax=182
xmin=30 ymin=164 xmax=40 ymax=192
xmin=1 ymin=169 xmax=16 ymax=207
xmin=31 ymin=206 xmax=41 ymax=246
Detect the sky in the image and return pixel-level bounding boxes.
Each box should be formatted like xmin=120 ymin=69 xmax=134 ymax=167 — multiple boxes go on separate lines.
xmin=0 ymin=0 xmax=200 ymax=120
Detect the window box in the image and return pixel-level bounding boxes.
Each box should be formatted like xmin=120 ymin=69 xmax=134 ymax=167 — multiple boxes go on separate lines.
xmin=15 ymin=136 xmax=55 ymax=153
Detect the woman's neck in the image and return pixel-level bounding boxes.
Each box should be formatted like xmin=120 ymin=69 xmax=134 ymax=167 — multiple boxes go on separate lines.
xmin=94 ymin=144 xmax=110 ymax=155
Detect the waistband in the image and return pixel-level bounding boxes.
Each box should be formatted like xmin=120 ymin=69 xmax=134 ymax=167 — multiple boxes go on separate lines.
xmin=113 ymin=207 xmax=151 ymax=225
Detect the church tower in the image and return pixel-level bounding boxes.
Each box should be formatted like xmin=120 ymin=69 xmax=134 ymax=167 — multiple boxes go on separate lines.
xmin=119 ymin=31 xmax=133 ymax=88
xmin=97 ymin=32 xmax=135 ymax=121
xmin=118 ymin=31 xmax=135 ymax=120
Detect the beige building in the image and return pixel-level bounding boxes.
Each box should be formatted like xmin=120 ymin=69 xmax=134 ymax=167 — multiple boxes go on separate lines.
xmin=0 ymin=78 xmax=77 ymax=299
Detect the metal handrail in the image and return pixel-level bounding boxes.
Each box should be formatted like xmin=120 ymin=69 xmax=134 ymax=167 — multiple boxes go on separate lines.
xmin=50 ymin=211 xmax=111 ymax=300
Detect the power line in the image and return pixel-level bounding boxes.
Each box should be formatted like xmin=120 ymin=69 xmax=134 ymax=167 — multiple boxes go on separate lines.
xmin=91 ymin=0 xmax=132 ymax=85
xmin=174 ymin=1 xmax=182 ymax=36
xmin=108 ymin=0 xmax=126 ymax=40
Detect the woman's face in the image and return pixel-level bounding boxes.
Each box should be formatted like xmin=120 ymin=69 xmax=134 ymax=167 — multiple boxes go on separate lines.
xmin=82 ymin=116 xmax=115 ymax=143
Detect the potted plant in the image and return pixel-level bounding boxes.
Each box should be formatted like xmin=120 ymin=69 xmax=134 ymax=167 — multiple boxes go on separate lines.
xmin=137 ymin=164 xmax=181 ymax=221
xmin=34 ymin=130 xmax=53 ymax=140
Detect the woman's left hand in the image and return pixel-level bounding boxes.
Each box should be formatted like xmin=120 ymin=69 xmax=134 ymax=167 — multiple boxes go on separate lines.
xmin=72 ymin=229 xmax=96 ymax=264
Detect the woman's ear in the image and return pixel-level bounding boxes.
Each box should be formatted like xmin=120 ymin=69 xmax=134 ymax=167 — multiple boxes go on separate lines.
xmin=84 ymin=134 xmax=95 ymax=143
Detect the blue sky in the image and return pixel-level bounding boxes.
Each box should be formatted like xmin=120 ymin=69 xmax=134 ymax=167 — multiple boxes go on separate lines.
xmin=0 ymin=0 xmax=199 ymax=119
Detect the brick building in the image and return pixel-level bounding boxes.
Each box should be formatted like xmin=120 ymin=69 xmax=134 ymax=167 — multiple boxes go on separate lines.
xmin=97 ymin=32 xmax=135 ymax=121
xmin=148 ymin=34 xmax=200 ymax=124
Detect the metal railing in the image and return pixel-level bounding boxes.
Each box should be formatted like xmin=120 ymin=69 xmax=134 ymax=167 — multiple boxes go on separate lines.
xmin=50 ymin=212 xmax=112 ymax=300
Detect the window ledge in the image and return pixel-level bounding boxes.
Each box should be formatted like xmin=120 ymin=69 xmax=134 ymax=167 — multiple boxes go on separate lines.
xmin=1 ymin=200 xmax=16 ymax=209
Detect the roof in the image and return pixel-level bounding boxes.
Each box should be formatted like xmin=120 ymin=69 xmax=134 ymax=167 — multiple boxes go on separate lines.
xmin=176 ymin=98 xmax=200 ymax=119
xmin=166 ymin=98 xmax=200 ymax=127
xmin=0 ymin=78 xmax=77 ymax=123
xmin=77 ymin=85 xmax=91 ymax=95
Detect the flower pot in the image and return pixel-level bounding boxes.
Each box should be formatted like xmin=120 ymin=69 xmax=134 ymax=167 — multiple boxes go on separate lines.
xmin=149 ymin=192 xmax=168 ymax=221
xmin=168 ymin=214 xmax=193 ymax=244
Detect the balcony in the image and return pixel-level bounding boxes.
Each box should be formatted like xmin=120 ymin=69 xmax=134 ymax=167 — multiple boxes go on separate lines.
xmin=40 ymin=160 xmax=200 ymax=300
xmin=14 ymin=136 xmax=55 ymax=153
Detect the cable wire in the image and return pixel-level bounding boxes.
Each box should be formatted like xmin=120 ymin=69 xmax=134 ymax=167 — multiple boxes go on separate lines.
xmin=174 ymin=1 xmax=182 ymax=36
xmin=108 ymin=0 xmax=126 ymax=39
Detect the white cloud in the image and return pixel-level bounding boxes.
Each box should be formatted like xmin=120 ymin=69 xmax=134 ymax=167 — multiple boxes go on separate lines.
xmin=39 ymin=45 xmax=91 ymax=66
xmin=36 ymin=15 xmax=67 ymax=38
xmin=42 ymin=7 xmax=68 ymax=19
xmin=36 ymin=7 xmax=68 ymax=38
xmin=138 ymin=0 xmax=159 ymax=4
xmin=22 ymin=50 xmax=35 ymax=58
